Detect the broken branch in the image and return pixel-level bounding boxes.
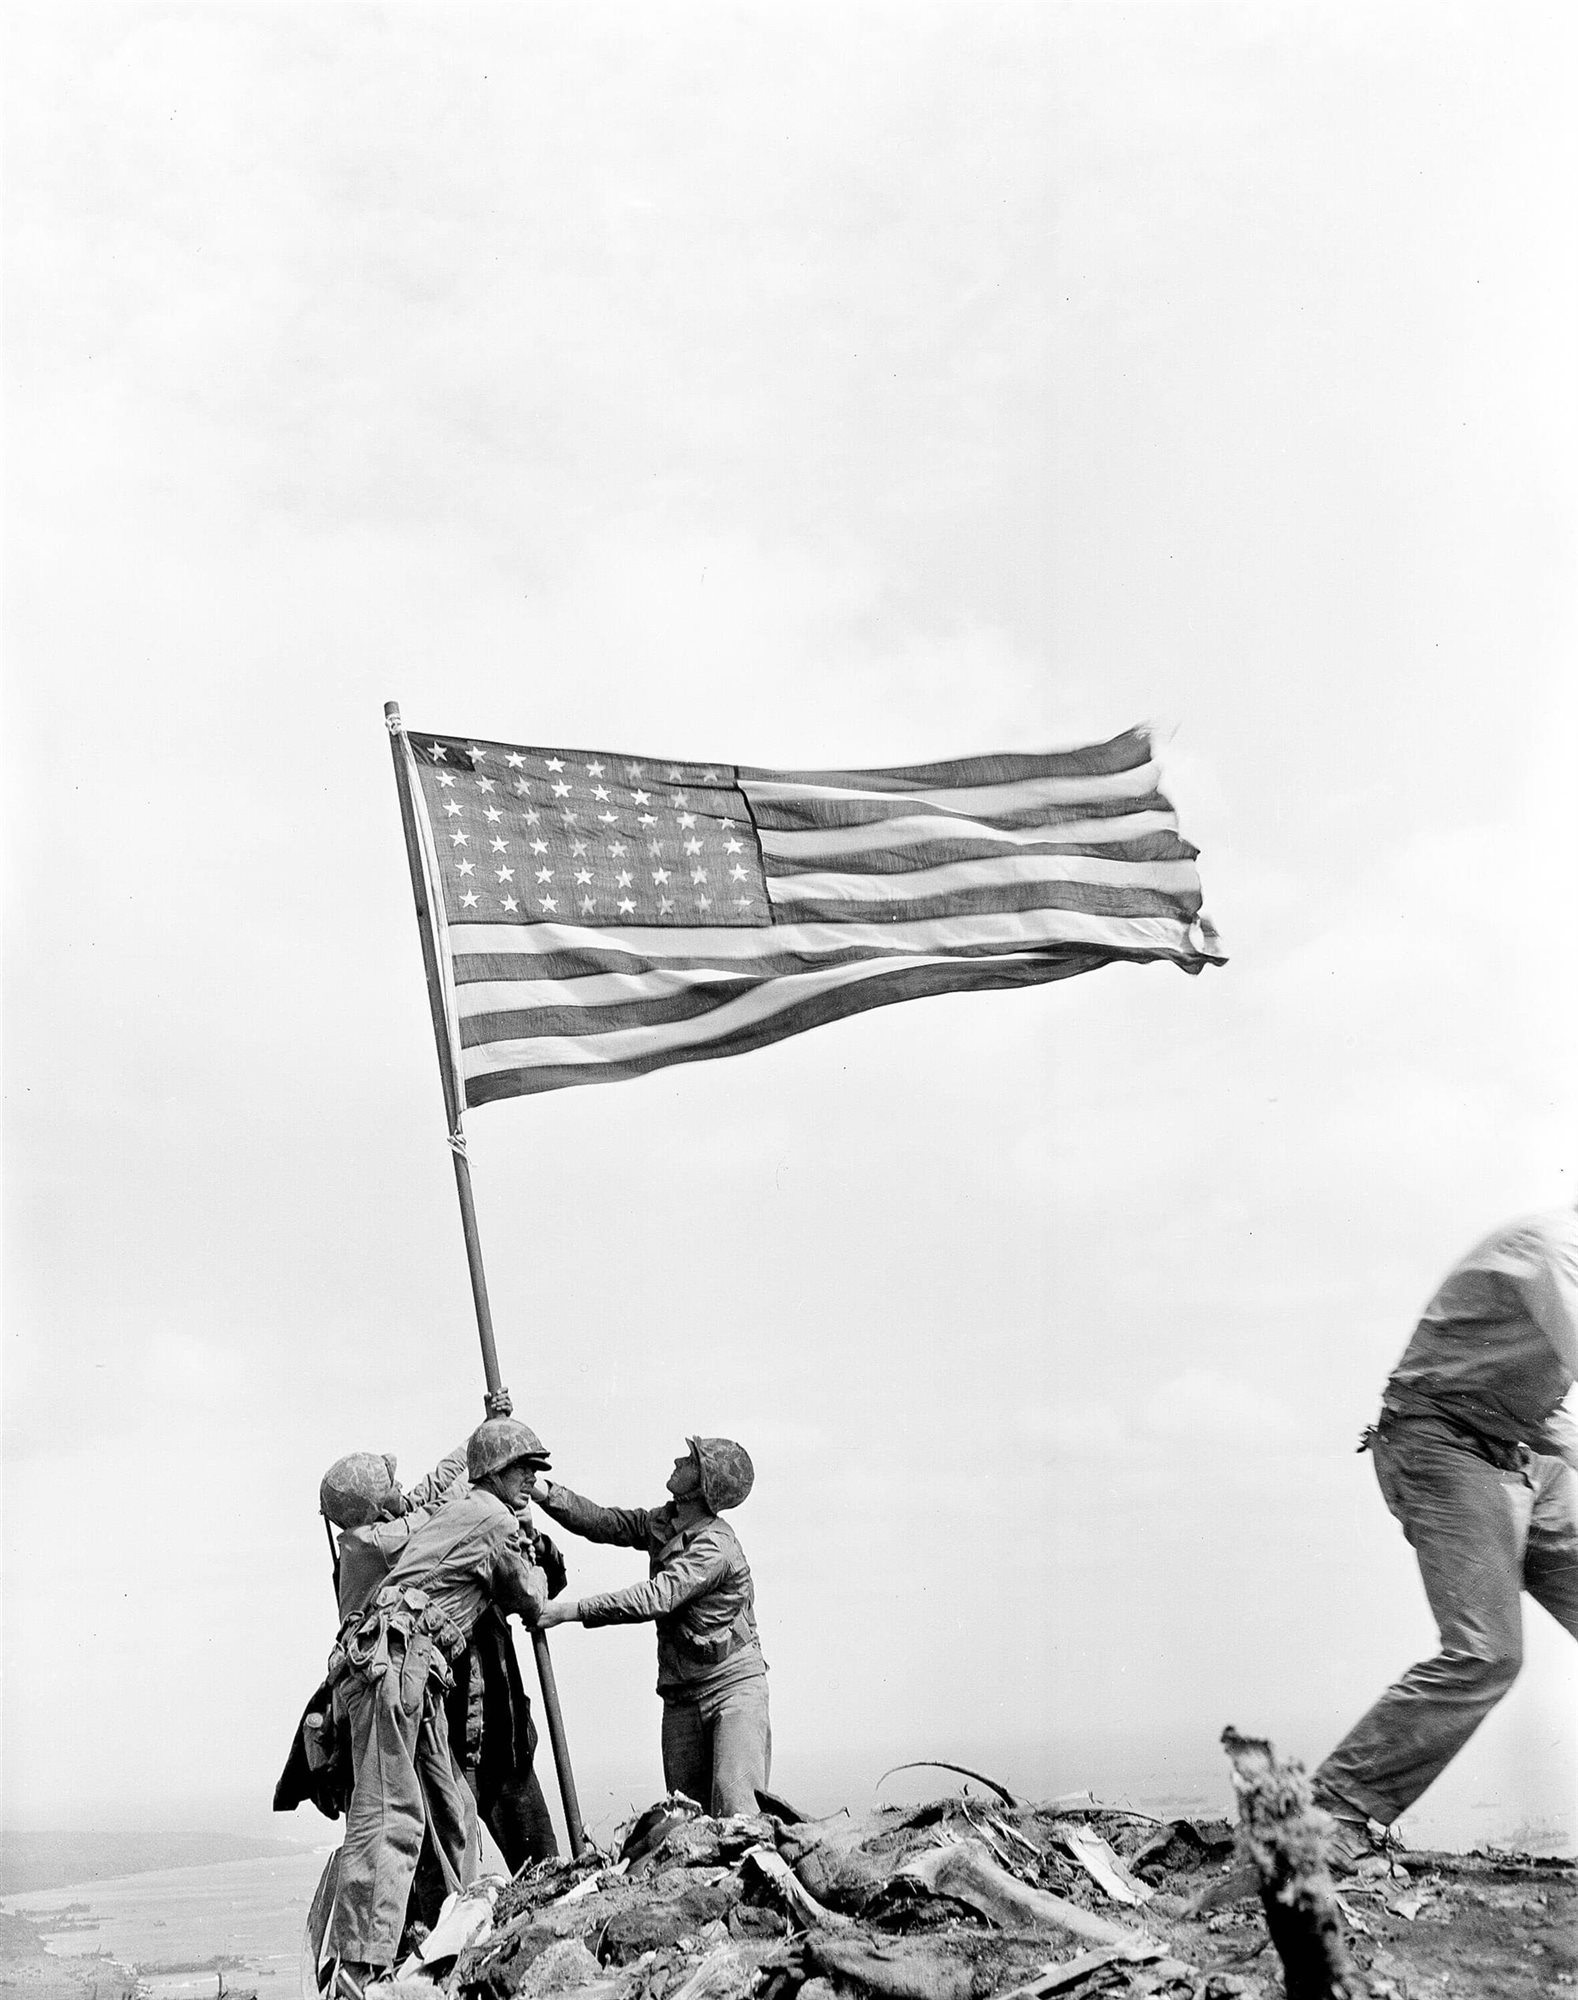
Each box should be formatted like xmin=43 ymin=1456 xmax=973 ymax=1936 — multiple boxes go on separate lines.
xmin=1220 ymin=1726 xmax=1368 ymax=2000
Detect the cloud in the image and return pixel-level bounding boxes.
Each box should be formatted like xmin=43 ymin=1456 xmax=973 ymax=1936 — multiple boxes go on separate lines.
xmin=1015 ymin=1368 xmax=1306 ymax=1459
xmin=1138 ymin=1366 xmax=1303 ymax=1445
xmin=1014 ymin=1401 xmax=1127 ymax=1457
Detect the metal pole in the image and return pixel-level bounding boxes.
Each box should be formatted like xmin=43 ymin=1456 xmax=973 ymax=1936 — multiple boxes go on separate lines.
xmin=384 ymin=700 xmax=588 ymax=1857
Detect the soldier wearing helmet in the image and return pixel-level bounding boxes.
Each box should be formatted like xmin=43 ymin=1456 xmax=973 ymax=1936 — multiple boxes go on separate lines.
xmin=320 ymin=1443 xmax=471 ymax=1622
xmin=448 ymin=1418 xmax=565 ymax=1871
xmin=532 ymin=1437 xmax=769 ymax=1818
xmin=290 ymin=1410 xmax=567 ymax=1878
xmin=321 ymin=1412 xmax=563 ymax=1989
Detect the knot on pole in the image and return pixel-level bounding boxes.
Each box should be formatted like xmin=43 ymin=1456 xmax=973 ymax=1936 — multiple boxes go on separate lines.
xmin=448 ymin=1126 xmax=469 ymax=1159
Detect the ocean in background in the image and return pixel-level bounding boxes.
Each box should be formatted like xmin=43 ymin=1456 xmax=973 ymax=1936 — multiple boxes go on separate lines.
xmin=6 ymin=1849 xmax=333 ymax=2000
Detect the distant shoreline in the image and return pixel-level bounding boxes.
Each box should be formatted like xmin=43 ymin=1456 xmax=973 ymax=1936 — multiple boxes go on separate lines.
xmin=0 ymin=1834 xmax=318 ymax=1900
xmin=0 ymin=1904 xmax=137 ymax=2000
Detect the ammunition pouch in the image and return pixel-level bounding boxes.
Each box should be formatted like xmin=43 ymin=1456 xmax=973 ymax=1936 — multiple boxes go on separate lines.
xmin=329 ymin=1585 xmax=468 ymax=1707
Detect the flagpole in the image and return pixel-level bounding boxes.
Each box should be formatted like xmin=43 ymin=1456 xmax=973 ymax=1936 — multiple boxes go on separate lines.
xmin=384 ymin=700 xmax=587 ymax=1859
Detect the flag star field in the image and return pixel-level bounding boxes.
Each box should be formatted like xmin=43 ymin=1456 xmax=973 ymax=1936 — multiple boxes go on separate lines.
xmin=415 ymin=740 xmax=769 ymax=928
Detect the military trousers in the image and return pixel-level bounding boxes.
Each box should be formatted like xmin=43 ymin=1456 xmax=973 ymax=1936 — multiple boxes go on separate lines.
xmin=1316 ymin=1414 xmax=1578 ymax=1826
xmin=660 ymin=1674 xmax=771 ymax=1818
xmin=463 ymin=1763 xmax=559 ymax=1870
xmin=328 ymin=1646 xmax=479 ymax=1968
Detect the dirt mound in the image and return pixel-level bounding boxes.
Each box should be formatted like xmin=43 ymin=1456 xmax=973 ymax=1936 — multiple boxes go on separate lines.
xmin=377 ymin=1790 xmax=1574 ymax=2000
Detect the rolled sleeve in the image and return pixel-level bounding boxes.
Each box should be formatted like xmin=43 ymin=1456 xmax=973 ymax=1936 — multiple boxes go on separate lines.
xmin=490 ymin=1542 xmax=546 ymax=1621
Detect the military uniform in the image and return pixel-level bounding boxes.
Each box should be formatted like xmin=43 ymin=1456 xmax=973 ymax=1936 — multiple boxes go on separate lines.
xmin=327 ymin=1489 xmax=542 ymax=1969
xmin=1316 ymin=1207 xmax=1578 ymax=1827
xmin=332 ymin=1450 xmax=563 ymax=1872
xmin=538 ymin=1481 xmax=770 ymax=1816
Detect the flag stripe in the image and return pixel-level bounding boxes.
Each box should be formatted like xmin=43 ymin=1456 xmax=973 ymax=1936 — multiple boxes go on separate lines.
xmin=761 ymin=852 xmax=1197 ymax=900
xmin=756 ymin=808 xmax=1185 ymax=859
xmin=451 ymin=927 xmax=1190 ymax=996
xmin=459 ymin=966 xmax=758 ymax=1014
xmin=739 ymin=765 xmax=1162 ymax=818
xmin=735 ymin=729 xmax=1152 ymax=790
xmin=462 ymin=947 xmax=1150 ymax=1084
xmin=747 ymin=789 xmax=1171 ymax=834
xmin=761 ymin=879 xmax=1197 ymax=925
xmin=446 ymin=904 xmax=1204 ymax=986
xmin=763 ymin=831 xmax=1196 ymax=872
xmin=460 ymin=983 xmax=764 ymax=1046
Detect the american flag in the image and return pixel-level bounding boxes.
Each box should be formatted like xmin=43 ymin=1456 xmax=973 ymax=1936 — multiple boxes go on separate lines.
xmin=394 ymin=721 xmax=1224 ymax=1105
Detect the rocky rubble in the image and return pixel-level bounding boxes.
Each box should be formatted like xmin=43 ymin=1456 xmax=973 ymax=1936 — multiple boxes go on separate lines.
xmin=382 ymin=1790 xmax=1576 ymax=2000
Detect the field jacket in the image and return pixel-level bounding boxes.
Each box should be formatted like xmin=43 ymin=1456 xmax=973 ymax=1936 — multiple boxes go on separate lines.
xmin=334 ymin=1450 xmax=564 ymax=1627
xmin=537 ymin=1483 xmax=764 ymax=1698
xmin=1384 ymin=1208 xmax=1578 ymax=1462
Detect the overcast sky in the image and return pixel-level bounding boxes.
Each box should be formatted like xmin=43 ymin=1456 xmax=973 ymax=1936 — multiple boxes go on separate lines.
xmin=4 ymin=4 xmax=1575 ymax=1856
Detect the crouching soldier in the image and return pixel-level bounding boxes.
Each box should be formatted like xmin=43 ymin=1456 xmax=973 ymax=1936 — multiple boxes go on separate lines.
xmin=327 ymin=1420 xmax=551 ymax=1989
xmin=532 ymin=1437 xmax=769 ymax=1817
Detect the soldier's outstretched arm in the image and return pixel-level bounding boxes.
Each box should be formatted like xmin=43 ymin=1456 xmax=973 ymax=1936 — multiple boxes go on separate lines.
xmin=531 ymin=1477 xmax=657 ymax=1550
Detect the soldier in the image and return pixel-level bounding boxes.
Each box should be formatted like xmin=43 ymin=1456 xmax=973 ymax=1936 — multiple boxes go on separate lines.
xmin=532 ymin=1437 xmax=769 ymax=1818
xmin=1312 ymin=1204 xmax=1578 ymax=1867
xmin=319 ymin=1443 xmax=469 ymax=1625
xmin=326 ymin=1419 xmax=552 ymax=1990
xmin=448 ymin=1422 xmax=563 ymax=1870
xmin=311 ymin=1419 xmax=564 ymax=1873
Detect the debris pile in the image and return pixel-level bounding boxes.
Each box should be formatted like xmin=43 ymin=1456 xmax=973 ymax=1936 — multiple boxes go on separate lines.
xmin=390 ymin=1787 xmax=1202 ymax=2000
xmin=370 ymin=1777 xmax=1577 ymax=2000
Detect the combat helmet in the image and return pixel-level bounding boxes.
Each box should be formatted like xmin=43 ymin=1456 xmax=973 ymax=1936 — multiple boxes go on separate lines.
xmin=467 ymin=1417 xmax=551 ymax=1483
xmin=320 ymin=1451 xmax=399 ymax=1528
xmin=687 ymin=1436 xmax=754 ymax=1512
